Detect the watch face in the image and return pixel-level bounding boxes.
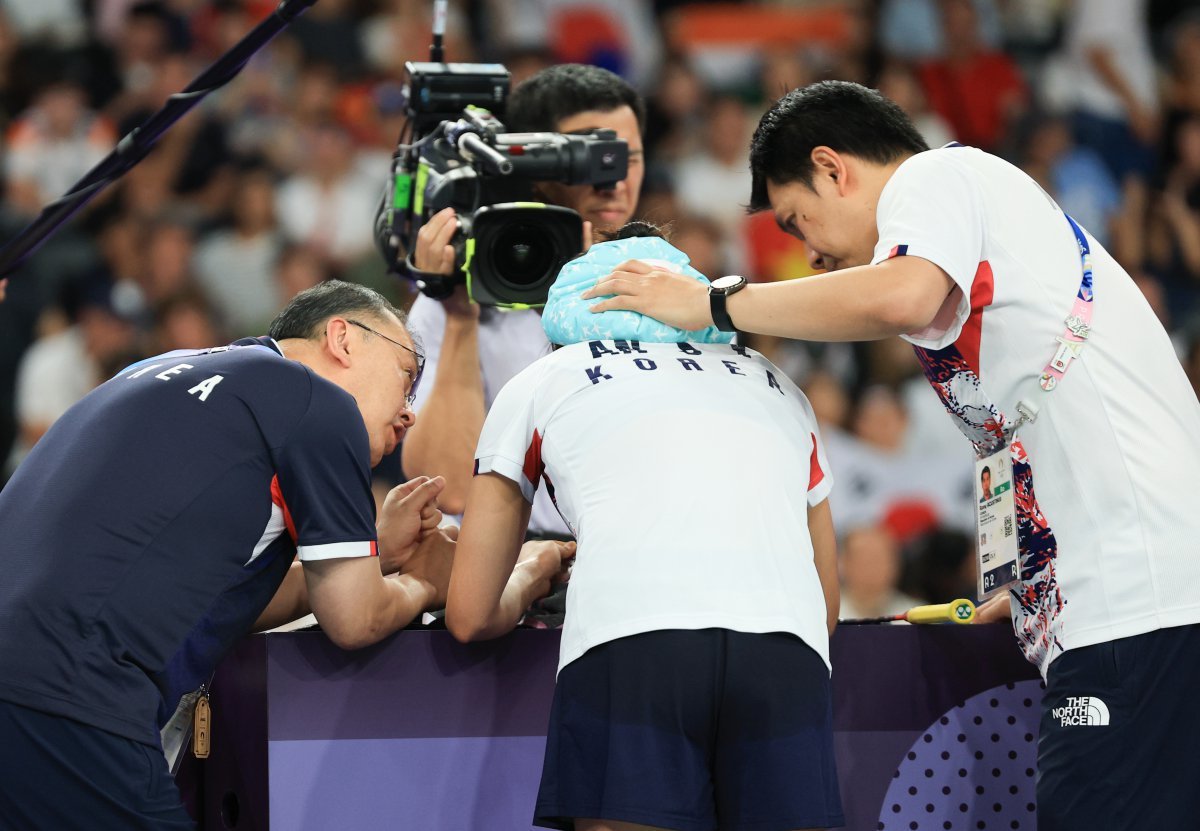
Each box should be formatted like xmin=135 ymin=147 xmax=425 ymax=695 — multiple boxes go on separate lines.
xmin=711 ymin=275 xmax=744 ymax=291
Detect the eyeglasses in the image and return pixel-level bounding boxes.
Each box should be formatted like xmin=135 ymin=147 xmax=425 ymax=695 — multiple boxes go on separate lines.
xmin=347 ymin=319 xmax=425 ymax=408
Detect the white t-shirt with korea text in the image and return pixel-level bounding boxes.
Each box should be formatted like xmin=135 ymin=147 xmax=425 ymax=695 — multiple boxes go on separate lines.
xmin=474 ymin=340 xmax=834 ymax=674
xmin=875 ymin=145 xmax=1200 ymax=676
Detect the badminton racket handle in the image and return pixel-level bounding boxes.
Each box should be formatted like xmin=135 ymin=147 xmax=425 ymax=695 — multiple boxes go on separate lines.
xmin=905 ymin=599 xmax=976 ymax=624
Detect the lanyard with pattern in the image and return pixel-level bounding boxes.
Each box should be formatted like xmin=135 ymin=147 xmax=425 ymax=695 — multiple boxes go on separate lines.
xmin=1007 ymin=213 xmax=1094 ymax=435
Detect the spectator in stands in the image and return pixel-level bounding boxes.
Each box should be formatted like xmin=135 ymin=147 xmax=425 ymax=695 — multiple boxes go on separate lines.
xmin=276 ymin=120 xmax=379 ymax=267
xmin=1147 ymin=116 xmax=1200 ymax=320
xmin=6 ymin=277 xmax=137 ymax=473
xmin=823 ymin=384 xmax=968 ymax=535
xmin=117 ymin=53 xmax=234 ymax=219
xmin=905 ymin=527 xmax=976 ymax=603
xmin=104 ymin=1 xmax=183 ymax=121
xmin=642 ymin=56 xmax=706 ymax=166
xmin=285 ymin=0 xmax=365 ymax=80
xmin=758 ymin=47 xmax=814 ymax=105
xmin=673 ymin=93 xmax=754 ymax=273
xmin=4 ymin=78 xmax=115 ymax=217
xmin=668 ymin=214 xmax=726 ymax=288
xmin=917 ymin=0 xmax=1027 ymax=152
xmin=1018 ymin=114 xmax=1121 ymax=249
xmin=838 ymin=524 xmax=923 ymax=620
xmin=274 ymin=244 xmax=332 ymax=307
xmin=1061 ymin=0 xmax=1158 ymax=268
xmin=152 ymin=287 xmax=225 ymax=352
xmin=1162 ymin=11 xmax=1200 ymax=169
xmin=879 ymin=0 xmax=1003 ymax=62
xmin=877 ymin=61 xmax=953 ymax=149
xmin=138 ymin=218 xmax=199 ymax=311
xmin=361 ymin=0 xmax=475 ymax=79
xmin=194 ymin=166 xmax=284 ymax=336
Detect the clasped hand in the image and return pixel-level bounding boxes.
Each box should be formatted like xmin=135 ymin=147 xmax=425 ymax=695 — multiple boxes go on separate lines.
xmin=377 ymin=475 xmax=447 ymax=575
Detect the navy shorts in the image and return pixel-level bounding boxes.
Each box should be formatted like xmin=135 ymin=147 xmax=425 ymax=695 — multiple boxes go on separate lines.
xmin=0 ymin=699 xmax=194 ymax=830
xmin=534 ymin=628 xmax=844 ymax=831
xmin=1038 ymin=622 xmax=1200 ymax=830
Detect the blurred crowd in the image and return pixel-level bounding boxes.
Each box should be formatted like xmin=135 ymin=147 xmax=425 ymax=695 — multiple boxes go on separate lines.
xmin=0 ymin=0 xmax=1197 ymax=619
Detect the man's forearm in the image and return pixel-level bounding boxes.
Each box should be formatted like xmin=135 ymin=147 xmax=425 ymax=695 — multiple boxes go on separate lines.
xmin=451 ymin=561 xmax=544 ymax=641
xmin=253 ymin=562 xmax=309 ymax=631
xmin=402 ymin=318 xmax=486 ymax=514
xmin=808 ymin=500 xmax=840 ymax=635
xmin=378 ymin=573 xmax=440 ymax=632
xmin=1086 ymin=47 xmax=1142 ymax=112
xmin=823 ymin=577 xmax=840 ymax=636
xmin=331 ymin=574 xmax=438 ymax=650
xmin=725 ymin=257 xmax=955 ymax=342
xmin=1169 ymin=208 xmax=1200 ymax=276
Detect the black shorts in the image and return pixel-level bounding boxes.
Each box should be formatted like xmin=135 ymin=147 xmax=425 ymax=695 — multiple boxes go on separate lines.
xmin=534 ymin=628 xmax=844 ymax=831
xmin=0 ymin=699 xmax=194 ymax=831
xmin=1037 ymin=622 xmax=1200 ymax=831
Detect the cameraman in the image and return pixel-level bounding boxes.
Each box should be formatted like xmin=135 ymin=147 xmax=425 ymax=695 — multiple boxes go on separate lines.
xmin=401 ymin=64 xmax=645 ymax=531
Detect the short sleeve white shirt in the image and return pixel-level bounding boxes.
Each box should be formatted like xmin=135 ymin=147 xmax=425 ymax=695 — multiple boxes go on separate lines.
xmin=874 ymin=146 xmax=1200 ymax=675
xmin=475 ymin=340 xmax=833 ymax=674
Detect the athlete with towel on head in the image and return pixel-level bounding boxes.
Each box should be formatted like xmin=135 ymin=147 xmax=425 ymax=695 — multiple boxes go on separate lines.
xmin=446 ymin=223 xmax=844 ymax=831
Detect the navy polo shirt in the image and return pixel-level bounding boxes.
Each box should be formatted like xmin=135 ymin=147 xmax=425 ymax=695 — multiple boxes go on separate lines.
xmin=0 ymin=338 xmax=378 ymax=745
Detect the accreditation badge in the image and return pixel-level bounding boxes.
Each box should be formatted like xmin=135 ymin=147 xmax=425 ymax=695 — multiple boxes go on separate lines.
xmin=975 ymin=444 xmax=1019 ymax=600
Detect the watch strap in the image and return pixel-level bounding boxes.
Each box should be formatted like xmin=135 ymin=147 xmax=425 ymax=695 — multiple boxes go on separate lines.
xmin=708 ymin=276 xmax=746 ymax=332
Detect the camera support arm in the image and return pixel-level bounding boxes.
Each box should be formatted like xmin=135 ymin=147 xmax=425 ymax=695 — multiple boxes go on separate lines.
xmin=0 ymin=0 xmax=320 ymax=278
xmin=455 ymin=132 xmax=513 ymax=176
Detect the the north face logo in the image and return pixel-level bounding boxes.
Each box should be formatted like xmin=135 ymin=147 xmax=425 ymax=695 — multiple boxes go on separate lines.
xmin=1051 ymin=696 xmax=1110 ymax=726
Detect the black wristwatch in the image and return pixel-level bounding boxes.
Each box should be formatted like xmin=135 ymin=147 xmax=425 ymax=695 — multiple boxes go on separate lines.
xmin=708 ymin=275 xmax=748 ymax=332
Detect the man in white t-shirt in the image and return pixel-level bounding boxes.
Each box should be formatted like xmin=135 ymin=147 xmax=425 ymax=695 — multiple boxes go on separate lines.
xmin=401 ymin=65 xmax=646 ymax=537
xmin=585 ymin=81 xmax=1200 ymax=829
xmin=446 ymin=228 xmax=843 ymax=831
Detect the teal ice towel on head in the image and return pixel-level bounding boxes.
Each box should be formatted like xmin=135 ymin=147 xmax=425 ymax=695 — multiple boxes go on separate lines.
xmin=541 ymin=236 xmax=735 ymax=346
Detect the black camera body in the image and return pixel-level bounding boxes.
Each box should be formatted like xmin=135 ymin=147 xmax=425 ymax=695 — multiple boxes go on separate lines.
xmin=376 ymin=61 xmax=630 ymax=308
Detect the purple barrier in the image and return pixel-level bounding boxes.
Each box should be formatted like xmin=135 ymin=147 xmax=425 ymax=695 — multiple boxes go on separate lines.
xmin=185 ymin=625 xmax=1040 ymax=831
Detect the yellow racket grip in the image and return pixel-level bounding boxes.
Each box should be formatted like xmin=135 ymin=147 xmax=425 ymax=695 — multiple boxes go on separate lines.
xmin=905 ymin=599 xmax=977 ymax=625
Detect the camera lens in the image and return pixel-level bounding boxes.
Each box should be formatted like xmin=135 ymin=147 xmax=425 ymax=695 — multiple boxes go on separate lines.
xmin=468 ymin=204 xmax=582 ymax=306
xmin=490 ymin=223 xmax=556 ymax=287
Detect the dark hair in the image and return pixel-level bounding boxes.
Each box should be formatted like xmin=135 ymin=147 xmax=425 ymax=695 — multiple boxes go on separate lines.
xmin=506 ymin=64 xmax=646 ymax=135
xmin=603 ymin=219 xmax=666 ymax=242
xmin=268 ymin=280 xmax=405 ymax=341
xmin=981 ymin=466 xmax=991 ymax=478
xmin=748 ymin=80 xmax=929 ymax=212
